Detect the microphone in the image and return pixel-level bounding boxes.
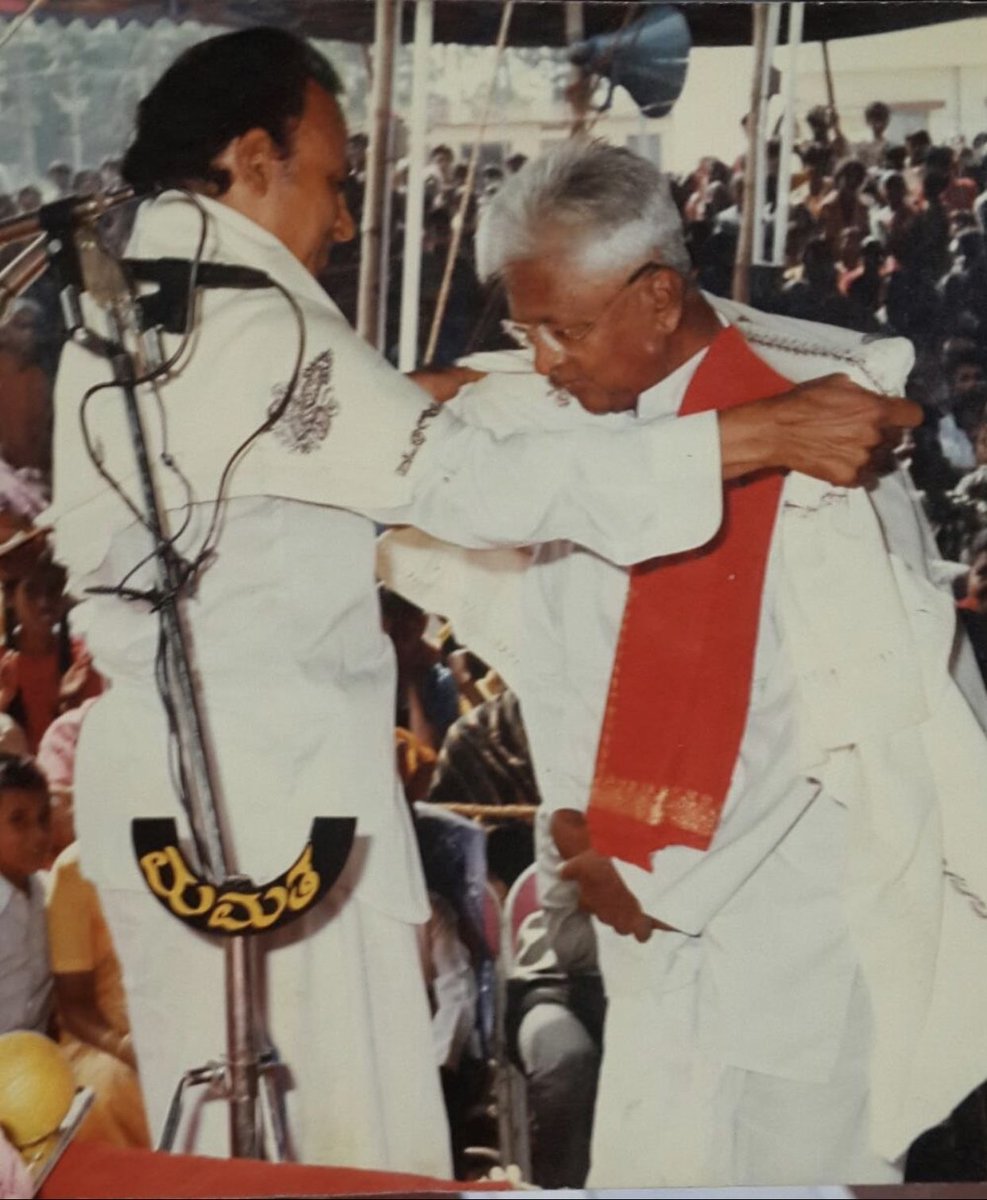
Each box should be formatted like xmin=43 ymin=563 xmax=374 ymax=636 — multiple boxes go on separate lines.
xmin=0 ymin=187 xmax=136 ymax=249
xmin=124 ymin=258 xmax=275 ymax=334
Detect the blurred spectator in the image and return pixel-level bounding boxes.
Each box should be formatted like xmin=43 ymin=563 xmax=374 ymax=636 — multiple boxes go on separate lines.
xmin=818 ymin=159 xmax=871 ymax=254
xmin=71 ymin=169 xmax=102 ymax=196
xmin=927 ymin=144 xmax=978 ymax=214
xmin=844 ymin=236 xmax=887 ymax=321
xmin=0 ymin=558 xmax=102 ymax=753
xmin=939 ymin=364 xmax=987 ymax=475
xmin=380 ymin=585 xmax=460 ymax=751
xmin=426 ymin=143 xmax=456 ymax=211
xmin=790 ymin=142 xmax=833 ymax=225
xmin=396 ymin=726 xmax=438 ymax=804
xmin=47 ymin=841 xmax=152 ymax=1147
xmin=873 ymin=170 xmax=916 ymax=261
xmin=485 ymin=819 xmax=534 ymax=899
xmin=0 ymin=301 xmax=52 ymax=478
xmin=957 ymin=531 xmax=987 ymax=684
xmin=505 ymin=808 xmax=604 ymax=1188
xmin=428 ymin=690 xmax=540 ymax=810
xmin=780 ymin=235 xmax=861 ymax=329
xmin=36 ymin=699 xmax=96 ymax=866
xmin=941 ymin=229 xmax=987 ymax=338
xmin=45 ymin=162 xmax=72 ymax=199
xmin=401 ymin=206 xmax=485 ymax=366
xmin=883 ymin=143 xmax=908 ymax=173
xmin=836 ymin=225 xmax=864 ymax=280
xmin=99 ymin=159 xmax=122 ymax=190
xmin=798 ymin=104 xmax=847 ymax=177
xmin=15 ymin=187 xmax=40 ymax=215
xmin=905 ymin=129 xmax=932 ymax=197
xmin=856 ymin=101 xmax=891 ymax=171
xmin=0 ymin=754 xmax=51 ymax=1037
xmin=885 ymin=222 xmax=946 ymax=351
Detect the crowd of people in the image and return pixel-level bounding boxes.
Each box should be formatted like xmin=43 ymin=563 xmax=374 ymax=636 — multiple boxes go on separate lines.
xmin=2 ymin=24 xmax=987 ymax=1191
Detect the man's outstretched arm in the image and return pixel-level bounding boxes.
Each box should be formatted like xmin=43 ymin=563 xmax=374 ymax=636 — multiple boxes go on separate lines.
xmin=717 ymin=372 xmax=919 ymax=485
xmin=411 ymin=366 xmax=921 ymax=488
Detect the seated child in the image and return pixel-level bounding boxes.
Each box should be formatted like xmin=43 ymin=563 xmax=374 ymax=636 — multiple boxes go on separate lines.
xmin=47 ymin=843 xmax=151 ymax=1148
xmin=0 ymin=754 xmax=52 ymax=1038
xmin=0 ymin=752 xmax=149 ymax=1149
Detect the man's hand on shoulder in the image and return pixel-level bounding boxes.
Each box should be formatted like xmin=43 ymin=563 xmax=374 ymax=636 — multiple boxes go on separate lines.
xmin=720 ymin=373 xmax=922 ymax=487
xmin=407 ymin=365 xmax=487 ymax=403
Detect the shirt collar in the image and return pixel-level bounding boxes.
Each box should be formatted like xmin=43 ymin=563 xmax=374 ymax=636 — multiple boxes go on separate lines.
xmin=635 ymin=347 xmax=709 ymax=421
xmin=0 ymin=872 xmax=35 ymax=916
xmin=635 ymin=312 xmax=729 ymax=422
xmin=126 ymin=191 xmax=341 ymax=315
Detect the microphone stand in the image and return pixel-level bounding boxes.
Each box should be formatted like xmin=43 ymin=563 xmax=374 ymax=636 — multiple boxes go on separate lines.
xmin=0 ymin=236 xmax=48 ymax=320
xmin=30 ymin=195 xmax=354 ymax=1159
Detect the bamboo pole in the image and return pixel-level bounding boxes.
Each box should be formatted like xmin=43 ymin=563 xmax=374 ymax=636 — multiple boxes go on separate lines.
xmin=357 ymin=0 xmax=399 ymax=346
xmin=398 ymin=0 xmax=434 ymax=371
xmin=732 ymin=3 xmax=770 ymax=302
xmin=771 ymin=2 xmax=805 ymax=267
xmin=424 ymin=0 xmax=514 ymax=366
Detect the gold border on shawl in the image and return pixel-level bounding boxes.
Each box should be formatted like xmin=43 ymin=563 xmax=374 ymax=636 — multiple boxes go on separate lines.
xmin=592 ymin=776 xmax=719 ymax=838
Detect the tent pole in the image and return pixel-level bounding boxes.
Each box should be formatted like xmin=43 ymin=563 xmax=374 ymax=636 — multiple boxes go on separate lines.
xmin=771 ymin=2 xmax=804 ymax=266
xmin=751 ymin=0 xmax=781 ymax=267
xmin=424 ymin=0 xmax=513 ymax=365
xmin=733 ymin=2 xmax=769 ymax=302
xmin=565 ymin=2 xmax=590 ymax=134
xmin=357 ymin=0 xmax=399 ymax=347
xmin=398 ymin=0 xmax=433 ymax=371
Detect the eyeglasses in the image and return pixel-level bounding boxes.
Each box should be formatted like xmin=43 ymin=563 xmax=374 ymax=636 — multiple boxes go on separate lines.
xmin=501 ymin=260 xmax=663 ymax=356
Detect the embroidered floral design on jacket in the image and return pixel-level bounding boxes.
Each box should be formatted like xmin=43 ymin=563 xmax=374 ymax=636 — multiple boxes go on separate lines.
xmin=397 ymin=402 xmax=442 ymax=476
xmin=268 ymin=351 xmax=339 ymax=453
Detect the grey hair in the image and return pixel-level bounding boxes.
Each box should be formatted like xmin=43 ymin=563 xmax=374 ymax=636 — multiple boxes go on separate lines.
xmin=475 ymin=138 xmax=691 ymax=282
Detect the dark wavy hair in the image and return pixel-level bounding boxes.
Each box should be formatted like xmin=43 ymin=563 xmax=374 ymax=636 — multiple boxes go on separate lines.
xmin=0 ymin=753 xmax=48 ymax=798
xmin=121 ymin=27 xmax=343 ymax=196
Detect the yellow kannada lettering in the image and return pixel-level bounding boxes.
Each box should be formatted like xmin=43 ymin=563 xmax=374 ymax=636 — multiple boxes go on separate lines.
xmin=285 ymin=846 xmax=321 ymax=911
xmin=139 ymin=847 xmax=216 ymax=918
xmin=209 ymin=887 xmax=289 ymax=933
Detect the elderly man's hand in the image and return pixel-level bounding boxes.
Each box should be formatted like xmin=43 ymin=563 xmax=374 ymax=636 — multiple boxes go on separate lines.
xmin=560 ymin=849 xmax=671 ymax=943
xmin=550 ymin=811 xmax=673 ymax=943
xmin=550 ymin=808 xmax=592 ymax=861
xmin=407 ymin=365 xmax=486 ymax=403
xmin=720 ymin=373 xmax=922 ymax=487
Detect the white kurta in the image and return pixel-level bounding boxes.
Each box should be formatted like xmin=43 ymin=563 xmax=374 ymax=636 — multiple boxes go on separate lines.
xmin=46 ymin=193 xmax=735 ymax=1171
xmin=521 ymin=354 xmax=889 ymax=1186
xmin=379 ymin=300 xmax=987 ymax=1187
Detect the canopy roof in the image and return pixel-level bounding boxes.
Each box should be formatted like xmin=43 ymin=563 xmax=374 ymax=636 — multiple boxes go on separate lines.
xmin=2 ymin=0 xmax=985 ymax=47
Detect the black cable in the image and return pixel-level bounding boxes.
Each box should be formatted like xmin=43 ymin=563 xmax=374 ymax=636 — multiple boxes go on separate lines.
xmin=181 ymin=277 xmax=307 ymax=583
xmin=77 ymin=191 xmax=211 ymax=570
xmin=69 ymin=191 xmax=306 ymax=851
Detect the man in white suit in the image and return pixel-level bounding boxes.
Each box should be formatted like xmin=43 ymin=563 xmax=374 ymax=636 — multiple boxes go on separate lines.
xmin=384 ymin=139 xmax=987 ymax=1187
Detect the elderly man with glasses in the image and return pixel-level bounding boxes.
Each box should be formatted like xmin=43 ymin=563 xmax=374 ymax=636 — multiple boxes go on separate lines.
xmin=386 ymin=138 xmax=987 ymax=1188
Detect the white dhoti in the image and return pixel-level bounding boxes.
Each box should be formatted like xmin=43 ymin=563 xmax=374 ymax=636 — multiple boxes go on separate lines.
xmin=590 ymin=926 xmax=902 ymax=1188
xmin=69 ymin=500 xmax=452 ymax=1176
xmin=96 ymin=888 xmax=445 ymax=1170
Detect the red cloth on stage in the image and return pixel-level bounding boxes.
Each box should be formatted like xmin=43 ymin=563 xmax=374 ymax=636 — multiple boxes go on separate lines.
xmin=40 ymin=1141 xmax=502 ymax=1198
xmin=587 ymin=325 xmax=789 ymax=869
